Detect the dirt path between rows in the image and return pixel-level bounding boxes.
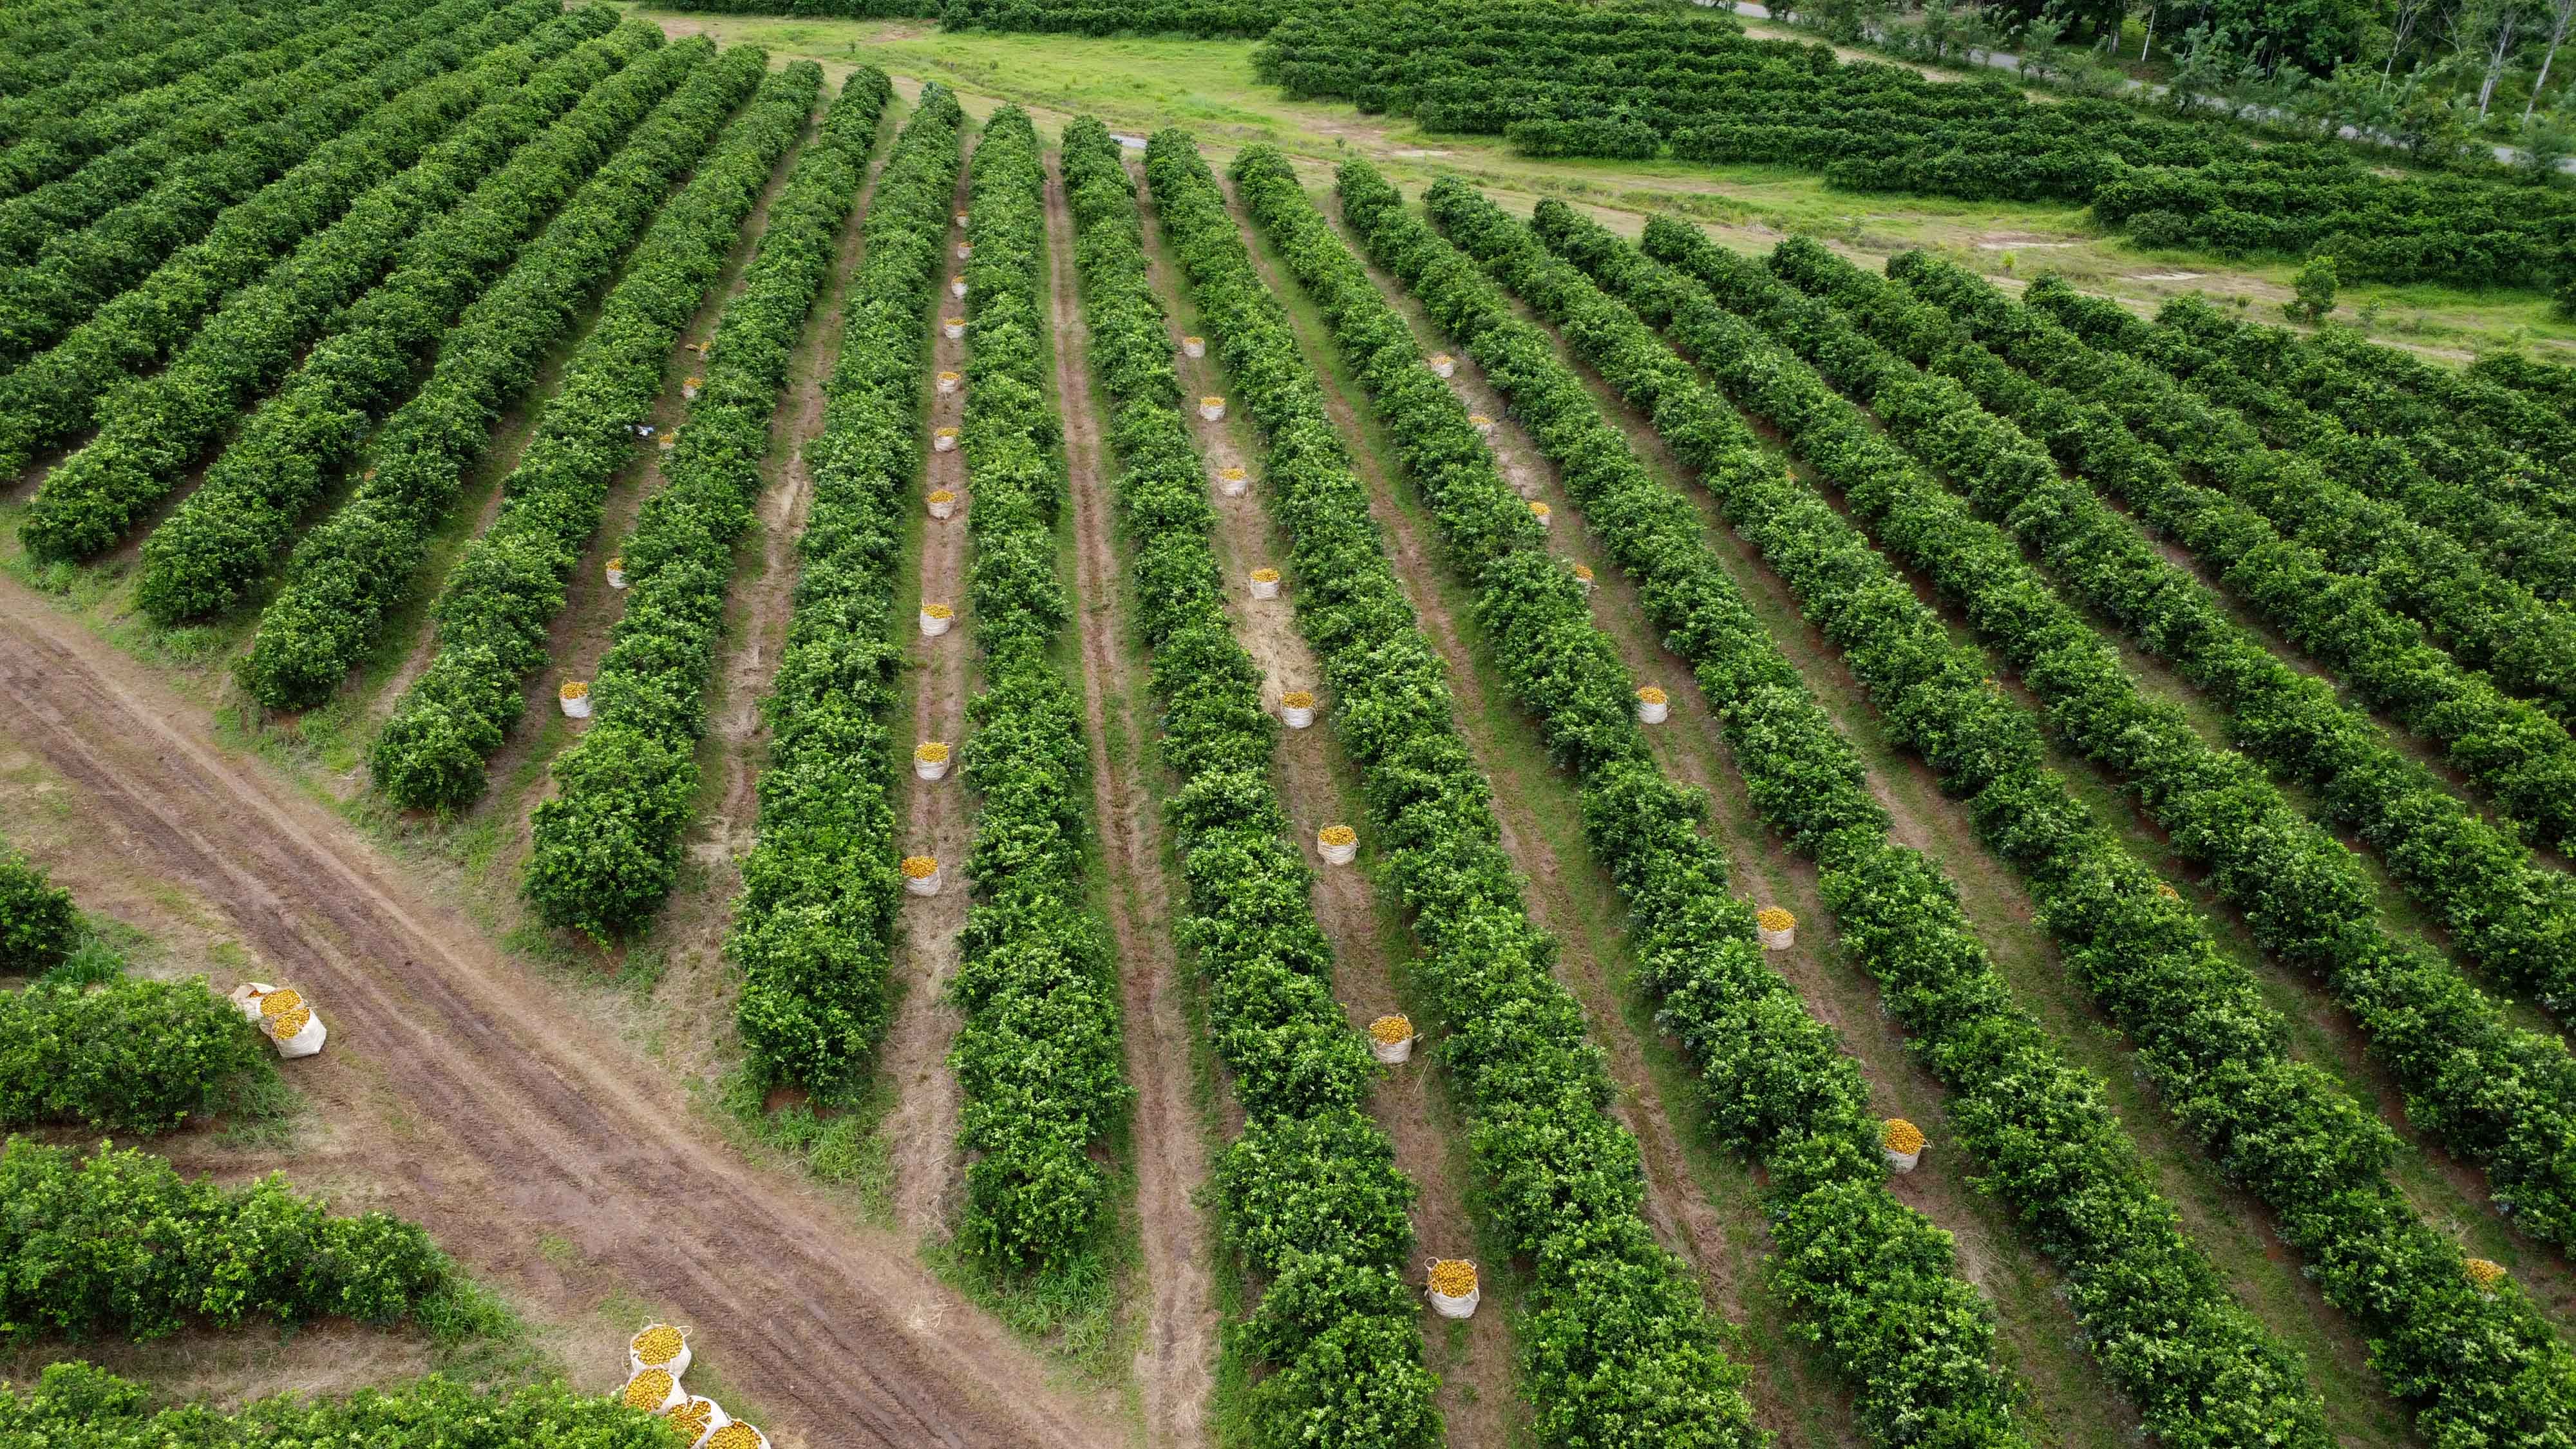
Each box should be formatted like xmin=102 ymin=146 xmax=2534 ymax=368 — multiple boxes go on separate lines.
xmin=880 ymin=147 xmax=980 ymax=1242
xmin=1045 ymin=153 xmax=1219 ymax=1449
xmin=1137 ymin=171 xmax=1523 ymax=1448
xmin=460 ymin=106 xmax=829 ymax=919
xmin=0 ymin=579 xmax=1128 ymax=1449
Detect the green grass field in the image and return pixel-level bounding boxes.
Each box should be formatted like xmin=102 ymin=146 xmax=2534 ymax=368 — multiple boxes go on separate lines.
xmin=623 ymin=5 xmax=2576 ymax=361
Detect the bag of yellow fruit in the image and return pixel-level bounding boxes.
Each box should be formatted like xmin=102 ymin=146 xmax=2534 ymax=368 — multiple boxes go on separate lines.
xmin=231 ymin=984 xmax=327 ymax=1058
xmin=663 ymin=1394 xmax=731 ymax=1448
xmin=627 ymin=1322 xmax=692 ymax=1379
xmin=703 ymin=1421 xmax=773 ymax=1449
xmin=618 ymin=1366 xmax=686 ymax=1414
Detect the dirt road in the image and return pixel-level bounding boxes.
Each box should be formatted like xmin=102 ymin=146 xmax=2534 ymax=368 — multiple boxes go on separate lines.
xmin=0 ymin=580 xmax=1128 ymax=1449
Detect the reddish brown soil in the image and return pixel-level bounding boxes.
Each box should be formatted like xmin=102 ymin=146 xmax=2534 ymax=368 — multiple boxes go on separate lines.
xmin=0 ymin=581 xmax=1129 ymax=1449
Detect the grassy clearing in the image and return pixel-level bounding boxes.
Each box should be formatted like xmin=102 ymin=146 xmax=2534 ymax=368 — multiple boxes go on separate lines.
xmin=621 ymin=4 xmax=2576 ymax=357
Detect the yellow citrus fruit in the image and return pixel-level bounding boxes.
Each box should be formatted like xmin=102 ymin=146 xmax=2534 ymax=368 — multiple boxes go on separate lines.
xmin=621 ymin=1368 xmax=674 ymax=1410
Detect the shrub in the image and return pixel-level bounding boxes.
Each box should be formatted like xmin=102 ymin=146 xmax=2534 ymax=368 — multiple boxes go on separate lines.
xmin=0 ymin=978 xmax=273 ymax=1132
xmin=0 ymin=1140 xmax=455 ymax=1342
xmin=0 ymin=852 xmax=78 ymax=976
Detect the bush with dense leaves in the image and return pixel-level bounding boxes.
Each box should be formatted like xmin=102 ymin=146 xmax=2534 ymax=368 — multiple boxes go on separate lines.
xmin=1148 ymin=128 xmax=1763 ymax=1449
xmin=1065 ymin=118 xmax=1436 ymax=1447
xmin=1253 ymin=0 xmax=2576 ymax=296
xmin=2153 ymin=305 xmax=2576 ymax=600
xmin=945 ymin=105 xmax=1133 ymax=1276
xmin=0 ymin=3 xmax=309 ymax=154
xmin=0 ymin=1139 xmax=456 ymax=1342
xmin=0 ymin=1362 xmax=675 ymax=1448
xmin=1314 ymin=148 xmax=2329 ymax=1449
xmin=377 ymin=64 xmax=887 ymax=811
xmin=238 ymin=47 xmax=789 ymax=710
xmin=0 ymin=0 xmax=551 ymax=370
xmin=1764 ymin=242 xmax=2576 ymax=1019
xmin=2018 ymin=279 xmax=2576 ymax=723
xmin=1521 ymin=194 xmax=2576 ymax=1449
xmin=0 ymin=6 xmax=633 ymax=484
xmin=0 ymin=852 xmax=78 ymax=976
xmin=1885 ymin=255 xmax=2576 ymax=858
xmin=0 ymin=978 xmax=272 ymax=1133
xmin=110 ymin=37 xmax=727 ymax=621
xmin=15 ymin=19 xmax=679 ymax=567
xmin=731 ymin=86 xmax=963 ymax=1099
xmin=1625 ymin=214 xmax=2576 ymax=1256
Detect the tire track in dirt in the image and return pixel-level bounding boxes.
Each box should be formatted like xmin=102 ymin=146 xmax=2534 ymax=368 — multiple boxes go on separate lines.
xmin=0 ymin=578 xmax=1128 ymax=1449
xmin=880 ymin=143 xmax=978 ymax=1242
xmin=1136 ymin=182 xmax=1524 ymax=1444
xmin=1045 ymin=153 xmax=1218 ymax=1449
xmin=1211 ymin=178 xmax=1752 ymax=1338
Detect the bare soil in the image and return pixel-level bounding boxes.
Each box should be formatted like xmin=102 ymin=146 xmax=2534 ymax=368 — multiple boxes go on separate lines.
xmin=0 ymin=580 xmax=1131 ymax=1449
xmin=1045 ymin=155 xmax=1220 ymax=1448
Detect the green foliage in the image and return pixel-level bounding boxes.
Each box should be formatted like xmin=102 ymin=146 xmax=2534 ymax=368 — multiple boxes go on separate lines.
xmin=2284 ymin=252 xmax=2338 ymax=321
xmin=1899 ymin=262 xmax=2576 ymax=857
xmin=733 ymin=82 xmax=961 ymax=1099
xmin=0 ymin=0 xmax=561 ymax=372
xmin=0 ymin=1139 xmax=456 ymax=1342
xmin=1528 ymin=193 xmax=2576 ymax=1448
xmin=1306 ymin=150 xmax=2031 ymax=1449
xmin=0 ymin=978 xmax=274 ymax=1133
xmin=948 ymin=106 xmax=1132 ymax=1276
xmin=2022 ymin=276 xmax=2576 ymax=728
xmin=0 ymin=1 xmax=603 ymax=474
xmin=239 ymin=47 xmax=790 ymax=708
xmin=519 ymin=58 xmax=834 ymax=938
xmin=0 ymin=1361 xmax=674 ymax=1446
xmin=1772 ymin=245 xmax=2576 ymax=1021
xmin=1063 ymin=117 xmax=1436 ymax=1447
xmin=2174 ymin=305 xmax=2576 ymax=601
xmin=378 ymin=64 xmax=889 ymax=811
xmin=1149 ymin=128 xmax=1762 ymax=1449
xmin=17 ymin=19 xmax=673 ymax=567
xmin=0 ymin=851 xmax=79 ymax=976
xmin=1258 ymin=0 xmax=2576 ymax=296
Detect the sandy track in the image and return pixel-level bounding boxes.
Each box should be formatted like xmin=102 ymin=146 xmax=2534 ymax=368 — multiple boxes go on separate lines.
xmin=0 ymin=582 xmax=1127 ymax=1449
xmin=1137 ymin=178 xmax=1522 ymax=1446
xmin=880 ymin=150 xmax=979 ymax=1240
xmin=1046 ymin=155 xmax=1219 ymax=1447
